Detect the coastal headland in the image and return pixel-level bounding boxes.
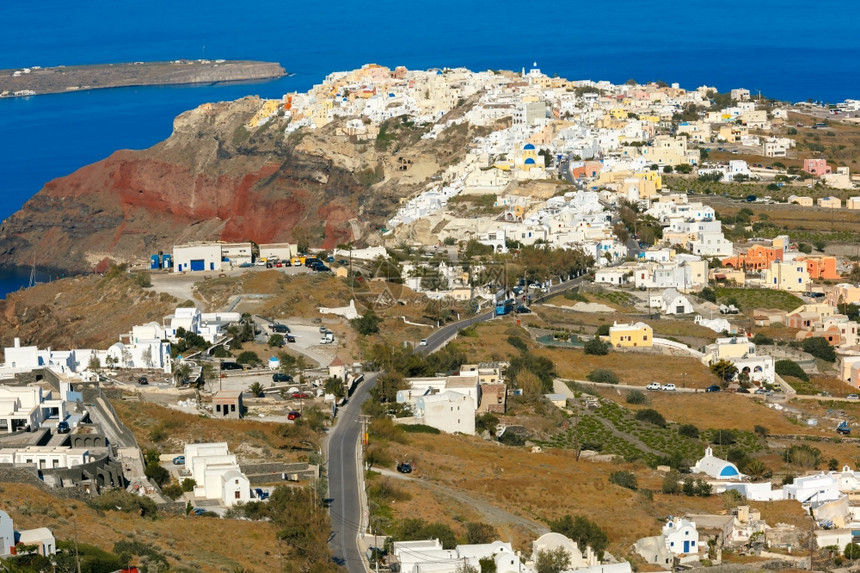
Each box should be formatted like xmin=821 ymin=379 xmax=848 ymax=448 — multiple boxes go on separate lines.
xmin=0 ymin=59 xmax=286 ymax=97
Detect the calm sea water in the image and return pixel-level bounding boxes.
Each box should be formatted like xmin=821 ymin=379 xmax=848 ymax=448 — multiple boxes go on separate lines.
xmin=1 ymin=0 xmax=859 ymax=297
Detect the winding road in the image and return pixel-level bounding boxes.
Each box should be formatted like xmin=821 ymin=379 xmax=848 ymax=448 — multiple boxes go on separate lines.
xmin=327 ymin=273 xmax=591 ymax=572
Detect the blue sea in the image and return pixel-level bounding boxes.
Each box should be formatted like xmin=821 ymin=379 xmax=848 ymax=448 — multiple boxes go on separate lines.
xmin=1 ymin=0 xmax=859 ymax=297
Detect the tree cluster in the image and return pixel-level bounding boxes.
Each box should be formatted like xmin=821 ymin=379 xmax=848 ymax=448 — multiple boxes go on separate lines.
xmin=548 ymin=515 xmax=608 ymax=560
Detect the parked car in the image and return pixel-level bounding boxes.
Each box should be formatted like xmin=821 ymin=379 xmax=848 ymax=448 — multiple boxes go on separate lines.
xmin=737 ymin=388 xmax=750 ymax=394
xmin=173 ymin=455 xmax=185 ymax=465
xmin=646 ymin=382 xmax=661 ymax=391
xmin=705 ymin=385 xmax=721 ymax=393
xmin=319 ymin=326 xmax=327 ymax=333
xmin=287 ymin=411 xmax=301 ymax=421
xmin=272 ymin=324 xmax=289 ymax=333
xmin=138 ymin=376 xmax=149 ymax=385
xmin=661 ymin=384 xmax=676 ymax=392
xmin=273 ymin=373 xmax=292 ymax=382
xmin=848 ymin=394 xmax=860 ymax=400
xmin=220 ymin=362 xmax=242 ymax=371
xmin=397 ymin=461 xmax=413 ymax=474
xmin=239 ymin=262 xmax=253 ymax=268
xmin=56 ymin=421 xmax=70 ymax=434
xmin=191 ymin=507 xmax=208 ymax=516
xmin=253 ymin=488 xmax=270 ymax=500
xmin=286 ymin=334 xmax=296 ymax=343
xmin=754 ymin=388 xmax=767 ymax=394
xmin=291 ymin=392 xmax=310 ymax=399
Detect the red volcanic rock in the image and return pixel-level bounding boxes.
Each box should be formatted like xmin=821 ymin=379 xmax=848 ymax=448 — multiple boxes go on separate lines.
xmin=0 ymin=98 xmax=373 ymax=273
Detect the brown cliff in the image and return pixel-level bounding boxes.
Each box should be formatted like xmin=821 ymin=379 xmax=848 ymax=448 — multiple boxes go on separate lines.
xmin=0 ymin=94 xmax=487 ymax=273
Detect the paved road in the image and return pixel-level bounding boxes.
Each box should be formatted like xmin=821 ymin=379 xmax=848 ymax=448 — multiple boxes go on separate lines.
xmin=328 ymin=372 xmax=378 ymax=573
xmin=415 ymin=273 xmax=591 ymax=355
xmin=327 ymin=270 xmax=594 ymax=570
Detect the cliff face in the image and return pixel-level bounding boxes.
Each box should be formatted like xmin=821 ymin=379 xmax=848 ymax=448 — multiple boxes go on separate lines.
xmin=0 ymin=95 xmax=485 ymax=273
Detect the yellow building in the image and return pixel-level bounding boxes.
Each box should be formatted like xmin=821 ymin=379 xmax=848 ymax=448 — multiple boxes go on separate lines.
xmin=817 ymin=196 xmax=842 ymax=209
xmin=608 ymin=322 xmax=654 ymax=348
xmin=764 ymin=261 xmax=809 ymax=292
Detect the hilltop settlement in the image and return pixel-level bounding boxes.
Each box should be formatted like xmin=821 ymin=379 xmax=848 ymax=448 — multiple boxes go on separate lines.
xmin=3 ymin=64 xmax=860 ymax=572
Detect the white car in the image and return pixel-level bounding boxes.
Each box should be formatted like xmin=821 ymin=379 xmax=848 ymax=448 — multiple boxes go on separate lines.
xmin=662 ymin=383 xmax=677 ymax=392
xmin=646 ymin=382 xmax=661 ymax=391
xmin=419 ymin=339 xmax=428 ymax=346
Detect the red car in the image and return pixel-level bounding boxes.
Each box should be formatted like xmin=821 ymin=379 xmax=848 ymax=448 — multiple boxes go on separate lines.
xmin=288 ymin=411 xmax=301 ymax=421
xmin=291 ymin=392 xmax=310 ymax=399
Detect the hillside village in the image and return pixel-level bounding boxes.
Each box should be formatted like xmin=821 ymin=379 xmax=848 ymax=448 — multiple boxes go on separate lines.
xmin=5 ymin=64 xmax=860 ymax=572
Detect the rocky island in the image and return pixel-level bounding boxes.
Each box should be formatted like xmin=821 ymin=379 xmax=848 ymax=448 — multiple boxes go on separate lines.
xmin=0 ymin=59 xmax=286 ymax=97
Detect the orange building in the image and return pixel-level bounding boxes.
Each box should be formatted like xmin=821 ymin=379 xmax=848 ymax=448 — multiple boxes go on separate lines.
xmin=721 ymin=244 xmax=783 ymax=271
xmin=796 ymin=255 xmax=840 ymax=280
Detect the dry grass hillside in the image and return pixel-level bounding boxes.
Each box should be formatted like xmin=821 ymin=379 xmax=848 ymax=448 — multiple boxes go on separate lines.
xmin=0 ymin=483 xmax=280 ymax=572
xmin=374 ymin=431 xmax=811 ymax=559
xmin=111 ymin=399 xmax=321 ymax=459
xmin=0 ymin=268 xmax=178 ymax=361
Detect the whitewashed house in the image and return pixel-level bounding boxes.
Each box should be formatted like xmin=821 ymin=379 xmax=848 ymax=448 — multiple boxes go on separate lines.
xmin=415 ymin=391 xmax=476 ymax=435
xmin=184 ymin=442 xmax=251 ymax=507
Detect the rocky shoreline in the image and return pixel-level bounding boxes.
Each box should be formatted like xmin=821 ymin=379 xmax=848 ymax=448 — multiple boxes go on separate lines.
xmin=0 ymin=59 xmax=286 ymax=97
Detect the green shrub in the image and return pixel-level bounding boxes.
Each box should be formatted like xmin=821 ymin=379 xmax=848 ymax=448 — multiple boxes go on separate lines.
xmin=678 ymin=424 xmax=699 ymax=439
xmin=144 ymin=462 xmax=169 ymax=487
xmin=783 ymin=444 xmax=821 ymax=469
xmin=161 ymin=483 xmax=183 ymax=499
xmin=752 ymin=333 xmax=773 ymax=345
xmin=583 ymin=338 xmax=609 ymax=356
xmin=712 ymin=429 xmax=736 ymax=445
xmin=625 ymin=390 xmax=646 ymax=405
xmin=88 ymin=489 xmax=157 ymax=517
xmin=587 ymin=369 xmax=618 ymax=384
xmin=775 ymin=359 xmax=809 ymax=381
xmin=351 ymin=311 xmax=382 ymax=335
xmin=507 ymin=336 xmax=528 ymax=352
xmin=401 ymin=424 xmax=441 ymax=434
xmin=476 ymin=413 xmax=499 ymax=435
xmin=596 ymin=324 xmax=610 ymax=336
xmin=802 ymin=337 xmax=836 ymax=362
xmin=236 ymin=350 xmax=261 ymax=365
xmin=608 ymin=471 xmax=638 ymax=490
xmin=634 ymin=408 xmax=666 ymax=428
xmin=662 ymin=469 xmax=681 ymax=494
xmin=548 ymin=515 xmax=609 ymax=560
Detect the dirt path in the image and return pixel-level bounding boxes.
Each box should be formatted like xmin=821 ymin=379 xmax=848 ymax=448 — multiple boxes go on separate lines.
xmin=377 ymin=468 xmax=548 ymax=537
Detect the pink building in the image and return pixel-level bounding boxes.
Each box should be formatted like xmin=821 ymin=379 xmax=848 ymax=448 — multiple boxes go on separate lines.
xmin=803 ymin=158 xmax=832 ymax=176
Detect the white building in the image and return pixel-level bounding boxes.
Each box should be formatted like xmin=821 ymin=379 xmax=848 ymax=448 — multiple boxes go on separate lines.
xmin=650 ymin=288 xmax=694 ymax=315
xmin=594 ymin=268 xmax=628 ymax=286
xmin=173 ymin=243 xmax=222 ymax=273
xmin=0 ymin=385 xmax=65 ymax=434
xmin=184 ymin=442 xmax=251 ymax=507
xmin=693 ymin=447 xmax=742 ymax=480
xmin=415 ymin=391 xmax=476 ymax=435
xmin=0 ymin=447 xmax=91 ymax=470
xmin=220 ymin=242 xmax=254 ymax=266
xmin=531 ymin=532 xmax=599 ymax=570
xmin=0 ymin=510 xmax=55 ymax=557
xmin=259 ymin=242 xmax=296 ymax=261
xmin=662 ymin=517 xmax=699 ymax=555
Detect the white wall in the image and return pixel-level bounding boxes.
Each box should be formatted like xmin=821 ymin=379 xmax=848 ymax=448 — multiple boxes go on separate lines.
xmin=174 ymin=244 xmax=222 ymax=273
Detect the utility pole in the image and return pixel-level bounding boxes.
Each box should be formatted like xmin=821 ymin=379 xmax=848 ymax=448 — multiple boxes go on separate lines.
xmin=74 ymin=516 xmax=81 ymax=573
xmin=359 ymin=415 xmax=371 ymax=447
